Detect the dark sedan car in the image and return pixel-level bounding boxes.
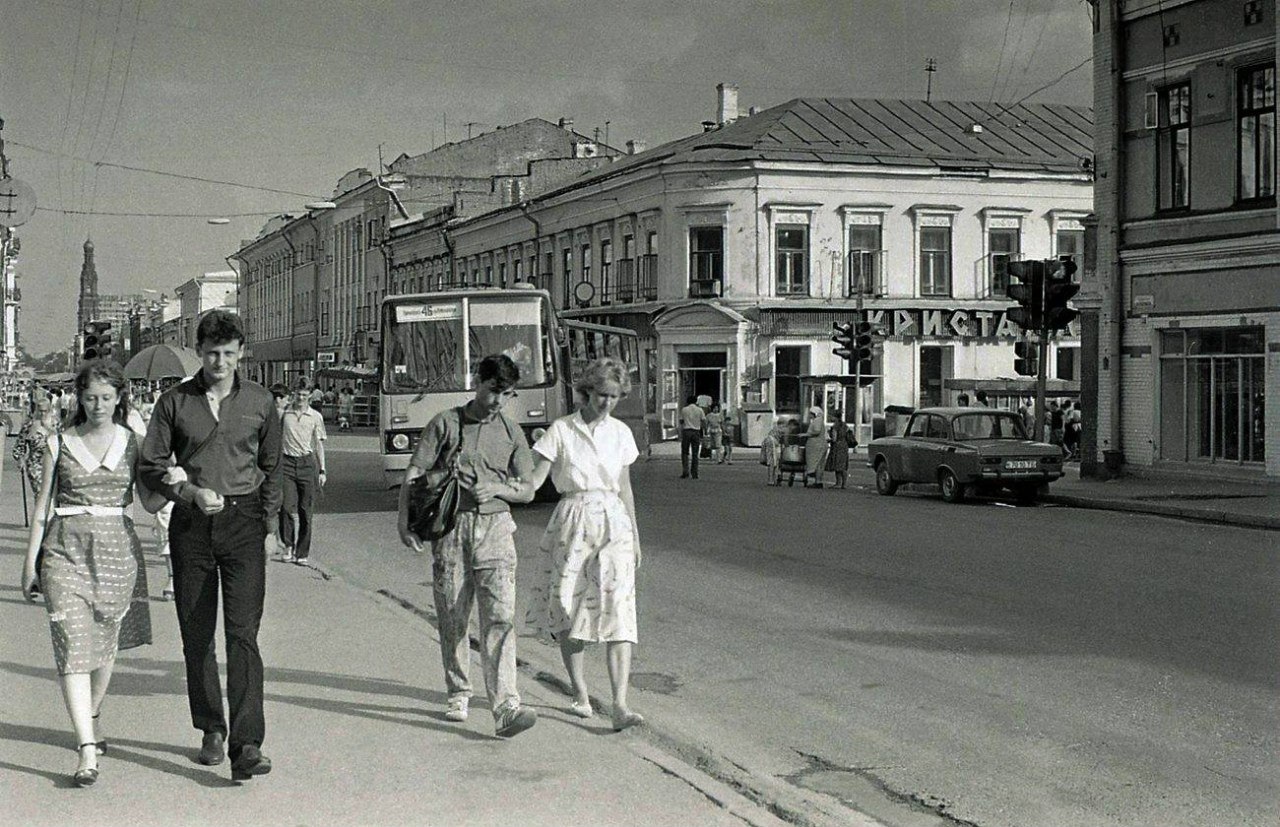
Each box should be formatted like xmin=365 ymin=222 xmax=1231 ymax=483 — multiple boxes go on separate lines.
xmin=867 ymin=407 xmax=1064 ymax=504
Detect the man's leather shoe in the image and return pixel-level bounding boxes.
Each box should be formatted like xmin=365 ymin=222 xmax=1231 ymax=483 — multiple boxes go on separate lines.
xmin=230 ymin=745 xmax=272 ymax=781
xmin=198 ymin=732 xmax=225 ymax=766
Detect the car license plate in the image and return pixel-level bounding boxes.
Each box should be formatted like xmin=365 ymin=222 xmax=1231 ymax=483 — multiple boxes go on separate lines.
xmin=1005 ymin=460 xmax=1037 ymax=470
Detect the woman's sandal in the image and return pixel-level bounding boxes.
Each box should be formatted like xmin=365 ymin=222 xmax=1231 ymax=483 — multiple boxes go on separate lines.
xmin=568 ymin=699 xmax=594 ymax=719
xmin=611 ymin=710 xmax=645 ymax=732
xmin=73 ymin=743 xmax=99 ymax=787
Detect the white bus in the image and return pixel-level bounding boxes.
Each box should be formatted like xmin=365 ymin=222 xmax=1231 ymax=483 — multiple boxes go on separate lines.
xmin=379 ymin=287 xmax=645 ymax=487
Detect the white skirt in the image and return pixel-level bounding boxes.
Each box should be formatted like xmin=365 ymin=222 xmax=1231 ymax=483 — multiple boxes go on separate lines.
xmin=526 ymin=491 xmax=638 ymax=644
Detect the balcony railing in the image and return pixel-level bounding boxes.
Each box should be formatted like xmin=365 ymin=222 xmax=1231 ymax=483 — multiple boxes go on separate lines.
xmin=636 ymin=254 xmax=657 ymax=301
xmin=974 ymin=251 xmax=1021 ymax=299
xmin=596 ymin=256 xmax=659 ymax=304
xmin=847 ymin=250 xmax=886 ymax=297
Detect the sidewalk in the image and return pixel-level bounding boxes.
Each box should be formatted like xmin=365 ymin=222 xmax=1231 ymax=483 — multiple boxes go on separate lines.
xmin=0 ymin=453 xmax=777 ymax=827
xmin=648 ymin=438 xmax=1278 ymax=530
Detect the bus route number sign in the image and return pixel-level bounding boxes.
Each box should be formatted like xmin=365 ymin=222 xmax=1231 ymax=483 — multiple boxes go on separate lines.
xmin=396 ymin=303 xmax=461 ymax=323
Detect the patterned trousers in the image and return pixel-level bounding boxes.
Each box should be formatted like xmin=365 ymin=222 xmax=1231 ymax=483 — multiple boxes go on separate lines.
xmin=429 ymin=511 xmax=521 ymax=719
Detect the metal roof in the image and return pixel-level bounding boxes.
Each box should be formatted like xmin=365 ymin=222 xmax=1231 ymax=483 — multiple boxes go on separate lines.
xmin=589 ymin=97 xmax=1094 ymax=182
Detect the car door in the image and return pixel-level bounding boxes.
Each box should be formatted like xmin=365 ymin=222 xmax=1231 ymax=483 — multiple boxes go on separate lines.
xmin=896 ymin=414 xmax=929 ymax=481
xmin=916 ymin=414 xmax=951 ymax=480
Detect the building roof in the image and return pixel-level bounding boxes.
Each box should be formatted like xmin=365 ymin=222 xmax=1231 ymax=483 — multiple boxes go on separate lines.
xmin=546 ymin=98 xmax=1094 ymax=196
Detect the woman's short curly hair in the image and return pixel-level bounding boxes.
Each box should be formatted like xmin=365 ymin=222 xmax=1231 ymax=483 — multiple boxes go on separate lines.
xmin=573 ymin=356 xmax=632 ymax=399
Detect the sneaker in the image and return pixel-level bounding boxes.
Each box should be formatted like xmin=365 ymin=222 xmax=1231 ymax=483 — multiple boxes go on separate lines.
xmin=293 ymin=557 xmax=311 ymax=567
xmin=494 ymin=706 xmax=537 ymax=738
xmin=445 ymin=696 xmax=469 ymax=722
xmin=278 ymin=548 xmax=296 ymax=563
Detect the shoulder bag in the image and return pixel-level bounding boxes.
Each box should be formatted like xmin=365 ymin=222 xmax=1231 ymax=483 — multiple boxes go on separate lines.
xmin=408 ymin=407 xmax=465 ymax=542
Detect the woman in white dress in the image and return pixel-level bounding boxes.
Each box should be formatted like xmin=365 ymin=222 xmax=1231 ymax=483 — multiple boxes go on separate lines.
xmin=524 ymin=357 xmax=644 ymax=731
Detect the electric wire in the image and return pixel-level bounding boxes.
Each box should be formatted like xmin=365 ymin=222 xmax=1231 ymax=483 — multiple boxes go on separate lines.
xmin=995 ymin=0 xmax=1033 ymax=103
xmin=36 ymin=207 xmax=287 ymax=218
xmin=989 ymin=0 xmax=1018 ymax=102
xmin=1007 ymin=0 xmax=1053 ymax=103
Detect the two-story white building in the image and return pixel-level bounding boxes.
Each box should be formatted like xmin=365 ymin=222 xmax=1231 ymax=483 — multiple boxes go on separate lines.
xmin=427 ymin=94 xmax=1093 ymax=442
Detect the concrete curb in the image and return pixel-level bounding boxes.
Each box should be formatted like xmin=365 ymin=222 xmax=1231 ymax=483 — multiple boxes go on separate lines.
xmin=1041 ymin=493 xmax=1280 ymax=531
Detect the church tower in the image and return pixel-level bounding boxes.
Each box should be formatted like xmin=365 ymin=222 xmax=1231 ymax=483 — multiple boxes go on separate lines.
xmin=77 ymin=237 xmax=98 ymax=333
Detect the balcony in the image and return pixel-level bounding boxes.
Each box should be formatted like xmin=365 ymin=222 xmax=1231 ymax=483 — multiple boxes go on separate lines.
xmin=847 ymin=250 xmax=886 ymax=297
xmin=636 ymin=254 xmax=657 ymax=301
xmin=974 ymin=251 xmax=1021 ymax=299
xmin=596 ymin=256 xmax=659 ymax=304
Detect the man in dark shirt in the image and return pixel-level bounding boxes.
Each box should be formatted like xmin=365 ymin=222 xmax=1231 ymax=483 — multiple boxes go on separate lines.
xmin=141 ymin=310 xmax=282 ymax=782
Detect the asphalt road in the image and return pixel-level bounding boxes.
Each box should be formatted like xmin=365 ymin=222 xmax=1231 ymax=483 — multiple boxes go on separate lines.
xmin=315 ymin=446 xmax=1280 ymax=827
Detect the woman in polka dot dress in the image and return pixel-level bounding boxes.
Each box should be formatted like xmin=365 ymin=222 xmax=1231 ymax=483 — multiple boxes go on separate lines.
xmin=21 ymin=360 xmax=154 ymax=787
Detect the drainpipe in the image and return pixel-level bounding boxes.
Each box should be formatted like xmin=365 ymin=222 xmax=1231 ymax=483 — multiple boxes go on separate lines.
xmin=517 ymin=200 xmax=543 ymax=291
xmin=1103 ymin=0 xmax=1125 ymax=473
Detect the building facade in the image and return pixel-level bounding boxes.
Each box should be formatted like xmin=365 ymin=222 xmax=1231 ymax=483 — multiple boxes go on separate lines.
xmin=174 ymin=270 xmax=237 ymax=349
xmin=236 ymin=119 xmax=618 ymax=383
xmin=395 ymin=93 xmax=1093 ymax=443
xmin=1093 ymin=0 xmax=1279 ymax=478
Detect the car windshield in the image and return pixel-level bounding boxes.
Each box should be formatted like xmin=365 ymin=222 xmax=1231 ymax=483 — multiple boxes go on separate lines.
xmin=951 ymin=412 xmax=1028 ymax=440
xmin=381 ymin=296 xmax=553 ymax=393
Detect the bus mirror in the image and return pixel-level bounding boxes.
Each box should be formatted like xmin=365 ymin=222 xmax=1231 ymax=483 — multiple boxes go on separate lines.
xmin=554 ymin=326 xmax=568 ymax=347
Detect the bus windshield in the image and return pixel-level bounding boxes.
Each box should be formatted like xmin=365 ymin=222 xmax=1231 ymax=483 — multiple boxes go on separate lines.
xmin=382 ymin=295 xmax=553 ymax=393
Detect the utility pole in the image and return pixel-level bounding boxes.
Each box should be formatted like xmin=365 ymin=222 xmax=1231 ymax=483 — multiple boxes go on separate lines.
xmin=925 ymin=58 xmax=938 ymax=102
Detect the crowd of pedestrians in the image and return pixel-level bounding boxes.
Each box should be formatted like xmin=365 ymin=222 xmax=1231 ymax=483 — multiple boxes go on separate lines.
xmin=17 ymin=309 xmax=647 ymax=787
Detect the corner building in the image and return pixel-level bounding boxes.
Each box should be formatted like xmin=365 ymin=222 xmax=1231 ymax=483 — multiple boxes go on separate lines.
xmin=1093 ymin=0 xmax=1280 ymax=478
xmin=428 ymin=96 xmax=1093 ymax=443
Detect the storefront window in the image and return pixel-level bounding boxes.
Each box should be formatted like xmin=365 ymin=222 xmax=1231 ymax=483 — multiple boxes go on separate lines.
xmin=1159 ymin=327 xmax=1264 ymax=464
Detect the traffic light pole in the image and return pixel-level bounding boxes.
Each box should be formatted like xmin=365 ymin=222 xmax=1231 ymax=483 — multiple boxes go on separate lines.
xmin=1035 ymin=331 xmax=1049 ymax=443
xmin=853 ymin=261 xmax=863 ymax=439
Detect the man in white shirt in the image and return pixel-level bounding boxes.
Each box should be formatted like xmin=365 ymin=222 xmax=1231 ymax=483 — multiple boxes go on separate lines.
xmin=279 ymin=378 xmax=327 ymax=565
xmin=679 ymin=395 xmax=707 ymax=479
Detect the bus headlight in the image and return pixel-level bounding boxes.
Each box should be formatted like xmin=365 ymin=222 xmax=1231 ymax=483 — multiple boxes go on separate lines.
xmin=391 ymin=433 xmax=411 ymax=451
xmin=531 ymin=427 xmax=547 ymax=442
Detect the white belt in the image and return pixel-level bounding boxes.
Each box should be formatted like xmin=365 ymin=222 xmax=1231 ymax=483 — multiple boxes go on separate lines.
xmin=54 ymin=505 xmax=127 ymax=517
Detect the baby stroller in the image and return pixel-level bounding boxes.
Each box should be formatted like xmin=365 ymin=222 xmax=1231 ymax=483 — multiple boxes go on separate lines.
xmin=778 ymin=434 xmax=807 ymax=487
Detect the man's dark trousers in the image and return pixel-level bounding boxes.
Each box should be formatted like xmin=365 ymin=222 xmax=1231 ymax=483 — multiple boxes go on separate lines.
xmin=680 ymin=428 xmax=702 ymax=478
xmin=169 ymin=491 xmax=267 ymax=756
xmin=280 ymin=454 xmax=318 ymax=560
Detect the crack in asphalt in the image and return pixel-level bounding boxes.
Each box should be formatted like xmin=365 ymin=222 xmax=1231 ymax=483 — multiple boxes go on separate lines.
xmin=788 ymin=750 xmax=980 ymax=827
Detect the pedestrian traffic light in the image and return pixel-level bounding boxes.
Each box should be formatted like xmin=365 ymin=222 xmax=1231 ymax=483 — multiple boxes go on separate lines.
xmin=1014 ymin=340 xmax=1038 ymax=376
xmin=1005 ymin=260 xmax=1044 ymax=331
xmin=1043 ymin=260 xmax=1080 ymax=332
xmin=831 ymin=321 xmax=855 ymax=361
xmin=83 ymin=320 xmax=114 ymax=360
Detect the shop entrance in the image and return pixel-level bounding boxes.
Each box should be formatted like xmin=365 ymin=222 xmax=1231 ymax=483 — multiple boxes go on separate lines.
xmin=919 ymin=345 xmax=953 ymax=408
xmin=678 ymin=351 xmax=727 ymax=406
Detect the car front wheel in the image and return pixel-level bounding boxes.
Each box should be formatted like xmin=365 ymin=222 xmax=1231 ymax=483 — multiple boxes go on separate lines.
xmin=939 ymin=469 xmax=966 ymax=503
xmin=875 ymin=460 xmax=898 ymax=496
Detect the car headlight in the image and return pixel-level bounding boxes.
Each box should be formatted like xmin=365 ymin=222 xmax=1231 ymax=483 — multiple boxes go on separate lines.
xmin=391 ymin=433 xmax=410 ymax=451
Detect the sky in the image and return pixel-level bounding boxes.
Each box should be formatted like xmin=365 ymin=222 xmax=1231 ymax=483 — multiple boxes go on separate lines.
xmin=0 ymin=0 xmax=1094 ymax=355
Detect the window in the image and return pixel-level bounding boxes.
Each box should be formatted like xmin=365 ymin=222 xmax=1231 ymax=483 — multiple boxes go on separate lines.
xmin=562 ymin=248 xmax=572 ymax=304
xmin=600 ymin=239 xmax=613 ymax=300
xmin=1239 ymin=64 xmax=1275 ymax=201
xmin=498 ymin=261 xmax=506 ymax=286
xmin=1056 ymin=229 xmax=1085 ymax=265
xmin=848 ymin=224 xmax=882 ymax=295
xmin=1159 ymin=327 xmax=1265 ymax=464
xmin=688 ymin=226 xmax=723 ymax=298
xmin=775 ymin=225 xmax=808 ymax=295
xmin=580 ymin=244 xmax=592 ymax=287
xmin=988 ymin=227 xmax=1020 ymax=296
xmin=1056 ymin=346 xmax=1078 ymax=382
xmin=512 ymin=258 xmax=521 ymax=283
xmin=920 ymin=226 xmax=952 ymax=296
xmin=774 ymin=346 xmax=809 ymax=414
xmin=1158 ymin=83 xmax=1192 ymax=210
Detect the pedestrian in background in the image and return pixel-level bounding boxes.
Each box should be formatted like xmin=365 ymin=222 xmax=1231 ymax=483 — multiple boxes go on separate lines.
xmin=132 ymin=390 xmax=176 ymax=601
xmin=269 ymin=384 xmax=290 ymax=551
xmin=21 ymin=359 xmax=156 ymax=787
xmin=827 ymin=415 xmax=851 ymax=489
xmin=975 ymin=391 xmax=990 ymax=407
xmin=278 ymin=377 xmax=327 ymax=566
xmin=140 ymin=310 xmax=282 ymax=781
xmin=803 ymin=405 xmax=828 ymax=488
xmin=13 ymin=389 xmax=60 ymax=493
xmin=706 ymin=403 xmax=725 ymax=464
xmin=678 ymin=395 xmax=705 ymax=479
xmin=396 ymin=354 xmax=539 ymax=737
xmin=760 ymin=421 xmax=783 ymax=486
xmin=337 ymin=386 xmax=355 ymax=431
xmin=1048 ymin=400 xmax=1065 ymax=449
xmin=525 ymin=357 xmax=645 ymax=731
xmin=721 ymin=406 xmax=738 ymax=464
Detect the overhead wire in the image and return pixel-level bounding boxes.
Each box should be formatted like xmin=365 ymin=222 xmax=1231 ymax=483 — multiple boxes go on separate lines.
xmin=1007 ymin=0 xmax=1053 ymax=102
xmin=36 ymin=207 xmax=287 ymax=219
xmin=55 ymin=0 xmax=90 ymax=253
xmin=995 ymin=0 xmax=1033 ymax=103
xmin=84 ymin=0 xmax=131 ymax=236
xmin=90 ymin=0 xmax=145 ymax=225
xmin=988 ymin=0 xmax=1018 ymax=102
xmin=7 ymin=139 xmax=327 ymax=199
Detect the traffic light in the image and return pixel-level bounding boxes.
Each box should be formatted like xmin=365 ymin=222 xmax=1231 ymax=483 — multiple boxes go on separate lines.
xmin=831 ymin=321 xmax=855 ymax=361
xmin=1043 ymin=260 xmax=1080 ymax=332
xmin=854 ymin=321 xmax=880 ymax=386
xmin=1014 ymin=340 xmax=1038 ymax=376
xmin=1005 ymin=260 xmax=1044 ymax=332
xmin=83 ymin=320 xmax=114 ymax=360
